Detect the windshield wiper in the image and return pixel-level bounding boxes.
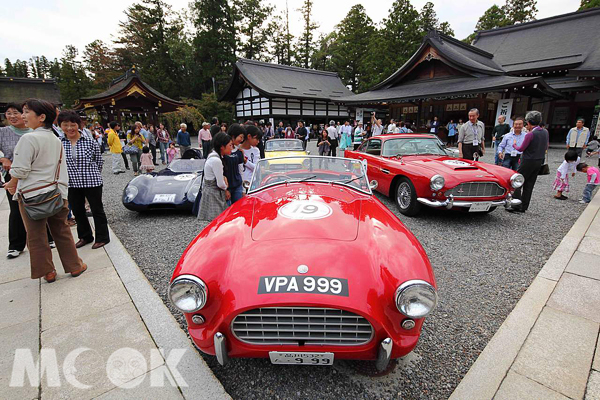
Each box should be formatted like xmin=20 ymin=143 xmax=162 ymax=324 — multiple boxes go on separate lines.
xmin=332 ymin=175 xmax=365 ymax=185
xmin=284 ymin=175 xmax=317 ymax=184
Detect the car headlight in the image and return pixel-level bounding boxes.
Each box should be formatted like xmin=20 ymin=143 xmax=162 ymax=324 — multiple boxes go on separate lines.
xmin=510 ymin=173 xmax=525 ymax=189
xmin=187 ymin=177 xmax=203 ymax=202
xmin=124 ymin=185 xmax=138 ymax=203
xmin=395 ymin=280 xmax=438 ymax=318
xmin=430 ymin=175 xmax=445 ymax=191
xmin=168 ymin=275 xmax=208 ymax=313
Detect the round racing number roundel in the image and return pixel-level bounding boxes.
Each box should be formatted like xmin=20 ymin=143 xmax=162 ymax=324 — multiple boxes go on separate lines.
xmin=173 ymin=174 xmax=196 ymax=181
xmin=278 ymin=200 xmax=332 ymax=220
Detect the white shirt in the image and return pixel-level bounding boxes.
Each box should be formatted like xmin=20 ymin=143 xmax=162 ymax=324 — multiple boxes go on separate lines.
xmin=203 ymin=151 xmax=227 ymax=190
xmin=557 ymin=157 xmax=580 ymax=179
xmin=372 ymin=124 xmax=384 ymax=136
xmin=10 ymin=127 xmax=69 ymax=200
xmin=241 ymin=146 xmax=260 ymax=182
xmin=327 ymin=126 xmax=339 ymax=140
xmin=387 ymin=123 xmax=396 ymax=133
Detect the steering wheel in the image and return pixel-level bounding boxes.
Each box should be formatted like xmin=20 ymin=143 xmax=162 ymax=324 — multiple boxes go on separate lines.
xmin=262 ymin=174 xmax=293 ymax=185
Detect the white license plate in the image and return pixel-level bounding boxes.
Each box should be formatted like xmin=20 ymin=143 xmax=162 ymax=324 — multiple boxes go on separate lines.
xmin=153 ymin=194 xmax=176 ymax=203
xmin=469 ymin=202 xmax=492 ymax=212
xmin=269 ymin=352 xmax=334 ymax=365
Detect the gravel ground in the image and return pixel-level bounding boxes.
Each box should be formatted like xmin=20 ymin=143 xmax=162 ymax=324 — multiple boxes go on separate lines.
xmin=100 ymin=138 xmax=591 ymax=399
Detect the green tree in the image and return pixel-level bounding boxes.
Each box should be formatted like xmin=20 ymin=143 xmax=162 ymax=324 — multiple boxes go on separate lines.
xmin=295 ymin=0 xmax=318 ymax=68
xmin=4 ymin=59 xmax=15 ymax=76
xmin=377 ymin=0 xmax=422 ymax=83
xmin=191 ymin=0 xmax=237 ymax=96
xmin=505 ymin=0 xmax=537 ymax=24
xmin=115 ymin=0 xmax=184 ymax=99
xmin=311 ymin=32 xmax=337 ymax=72
xmin=234 ymin=0 xmax=274 ymax=60
xmin=57 ymin=45 xmax=92 ymax=107
xmin=83 ymin=40 xmax=121 ymax=91
xmin=327 ymin=5 xmax=377 ymax=92
xmin=418 ymin=2 xmax=455 ymax=37
xmin=463 ymin=4 xmax=508 ymax=43
xmin=580 ymin=0 xmax=600 ymax=9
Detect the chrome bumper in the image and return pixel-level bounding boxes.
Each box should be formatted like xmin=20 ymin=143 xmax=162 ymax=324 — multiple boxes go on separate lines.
xmin=376 ymin=338 xmax=393 ymax=372
xmin=417 ymin=194 xmax=522 ymax=210
xmin=214 ymin=332 xmax=229 ymax=366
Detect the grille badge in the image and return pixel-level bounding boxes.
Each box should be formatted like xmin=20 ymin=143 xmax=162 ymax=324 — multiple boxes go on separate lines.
xmin=297 ymin=265 xmax=309 ymax=274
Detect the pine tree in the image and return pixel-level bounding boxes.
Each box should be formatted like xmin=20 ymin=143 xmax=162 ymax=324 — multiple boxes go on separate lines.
xmin=327 ymin=4 xmax=377 ymax=92
xmin=115 ymin=0 xmax=184 ymax=98
xmin=4 ymin=59 xmax=15 ymax=76
xmin=233 ymin=0 xmax=274 ymax=60
xmin=57 ymin=45 xmax=92 ymax=107
xmin=191 ymin=0 xmax=237 ymax=96
xmin=83 ymin=40 xmax=121 ymax=90
xmin=295 ymin=0 xmax=318 ymax=68
xmin=418 ymin=2 xmax=454 ymax=37
xmin=504 ymin=0 xmax=537 ymax=24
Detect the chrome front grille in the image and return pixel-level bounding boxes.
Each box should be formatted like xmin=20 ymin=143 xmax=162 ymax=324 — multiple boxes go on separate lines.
xmin=231 ymin=307 xmax=374 ymax=346
xmin=445 ymin=182 xmax=505 ymax=198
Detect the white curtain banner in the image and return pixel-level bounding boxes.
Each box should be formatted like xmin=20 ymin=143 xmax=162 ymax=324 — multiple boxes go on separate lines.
xmin=495 ymin=99 xmax=514 ymax=126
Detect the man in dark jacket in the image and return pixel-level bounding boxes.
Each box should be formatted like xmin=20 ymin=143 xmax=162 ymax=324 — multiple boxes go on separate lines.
xmin=509 ymin=110 xmax=549 ymax=213
xmin=492 ymin=115 xmax=511 ymax=165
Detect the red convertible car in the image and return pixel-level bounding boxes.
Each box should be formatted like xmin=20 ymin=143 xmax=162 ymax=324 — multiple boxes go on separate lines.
xmin=344 ymin=134 xmax=524 ymax=216
xmin=169 ymin=156 xmax=437 ymax=371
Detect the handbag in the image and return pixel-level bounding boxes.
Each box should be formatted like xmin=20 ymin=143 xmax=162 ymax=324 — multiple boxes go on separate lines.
xmin=18 ymin=147 xmax=65 ymax=221
xmin=123 ymin=144 xmax=138 ymax=154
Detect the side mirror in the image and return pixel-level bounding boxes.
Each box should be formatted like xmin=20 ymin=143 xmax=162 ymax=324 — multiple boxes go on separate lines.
xmin=242 ymin=181 xmax=250 ymax=192
xmin=369 ymin=180 xmax=378 ymax=190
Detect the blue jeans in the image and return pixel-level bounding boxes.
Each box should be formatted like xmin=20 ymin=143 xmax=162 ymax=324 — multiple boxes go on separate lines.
xmin=502 ymin=154 xmax=520 ymax=171
xmin=582 ymin=184 xmax=598 ymax=203
xmin=159 ymin=142 xmax=167 ymax=163
xmin=494 ymin=140 xmax=501 ymax=165
xmin=228 ymin=185 xmax=244 ymax=205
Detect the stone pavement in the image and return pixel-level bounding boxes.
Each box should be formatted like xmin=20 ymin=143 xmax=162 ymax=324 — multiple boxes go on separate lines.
xmin=451 ymin=192 xmax=600 ymax=400
xmin=0 ymin=193 xmax=230 ymax=399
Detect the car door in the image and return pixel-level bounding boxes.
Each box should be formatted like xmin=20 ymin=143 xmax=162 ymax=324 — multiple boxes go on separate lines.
xmin=355 ymin=139 xmax=384 ymax=186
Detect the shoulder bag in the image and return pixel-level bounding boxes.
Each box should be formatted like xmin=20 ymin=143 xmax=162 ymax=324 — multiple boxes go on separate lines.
xmin=18 ymin=147 xmax=65 ymax=220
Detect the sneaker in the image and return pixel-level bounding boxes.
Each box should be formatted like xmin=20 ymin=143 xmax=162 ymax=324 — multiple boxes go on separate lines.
xmin=579 ymin=200 xmax=589 ymax=204
xmin=49 ymin=241 xmax=56 ymax=249
xmin=7 ymin=250 xmax=21 ymax=259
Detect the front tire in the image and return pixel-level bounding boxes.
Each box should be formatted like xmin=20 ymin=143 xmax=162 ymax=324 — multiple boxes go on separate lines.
xmin=394 ymin=178 xmax=421 ymax=216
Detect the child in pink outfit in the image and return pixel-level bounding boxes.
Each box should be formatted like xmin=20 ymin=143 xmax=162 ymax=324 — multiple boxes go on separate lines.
xmin=576 ymin=163 xmax=600 ymax=203
xmin=167 ymin=142 xmax=179 ymax=163
xmin=140 ymin=146 xmax=154 ymax=174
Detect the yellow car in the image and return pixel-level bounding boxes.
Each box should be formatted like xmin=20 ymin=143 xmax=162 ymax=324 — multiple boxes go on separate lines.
xmin=264 ymin=139 xmax=310 ymax=170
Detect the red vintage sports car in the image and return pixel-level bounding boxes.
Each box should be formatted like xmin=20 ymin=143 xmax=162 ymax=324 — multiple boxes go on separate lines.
xmin=169 ymin=156 xmax=437 ymax=371
xmin=344 ymin=134 xmax=524 ymax=216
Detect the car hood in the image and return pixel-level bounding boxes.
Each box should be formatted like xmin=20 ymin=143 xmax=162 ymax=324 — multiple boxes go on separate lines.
xmin=250 ymin=184 xmax=361 ymax=241
xmin=403 ymin=156 xmax=498 ymax=179
xmin=266 ymin=151 xmax=307 ymax=159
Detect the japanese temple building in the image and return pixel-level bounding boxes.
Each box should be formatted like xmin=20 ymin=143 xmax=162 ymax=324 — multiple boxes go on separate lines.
xmin=219 ymin=59 xmax=354 ymax=126
xmin=74 ymin=67 xmax=183 ymax=126
xmin=0 ymin=77 xmax=61 ymax=115
xmin=337 ymin=7 xmax=600 ymax=142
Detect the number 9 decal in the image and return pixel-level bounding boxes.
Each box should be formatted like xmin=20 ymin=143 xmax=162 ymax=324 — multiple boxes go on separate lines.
xmin=278 ymin=200 xmax=333 ymax=220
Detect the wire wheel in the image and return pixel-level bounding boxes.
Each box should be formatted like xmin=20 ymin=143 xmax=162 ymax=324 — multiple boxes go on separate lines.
xmin=397 ymin=182 xmax=412 ymax=209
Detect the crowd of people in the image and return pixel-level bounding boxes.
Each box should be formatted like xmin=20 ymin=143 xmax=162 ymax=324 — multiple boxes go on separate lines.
xmin=2 ymin=98 xmax=599 ymax=280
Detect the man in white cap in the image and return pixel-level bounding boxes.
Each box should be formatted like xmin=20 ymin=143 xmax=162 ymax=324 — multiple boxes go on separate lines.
xmin=199 ymin=122 xmax=212 ymax=159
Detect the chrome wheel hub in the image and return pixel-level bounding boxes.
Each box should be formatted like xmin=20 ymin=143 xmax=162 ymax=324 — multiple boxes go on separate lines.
xmin=397 ymin=183 xmax=411 ymax=209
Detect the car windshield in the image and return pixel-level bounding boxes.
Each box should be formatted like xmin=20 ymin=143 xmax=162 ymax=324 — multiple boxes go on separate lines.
xmin=265 ymin=139 xmax=304 ymax=151
xmin=168 ymin=159 xmax=205 ymax=173
xmin=382 ymin=137 xmax=447 ymax=157
xmin=249 ymin=156 xmax=370 ymax=194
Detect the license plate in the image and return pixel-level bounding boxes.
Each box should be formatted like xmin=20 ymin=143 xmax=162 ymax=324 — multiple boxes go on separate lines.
xmin=258 ymin=276 xmax=349 ymax=296
xmin=269 ymin=352 xmax=334 ymax=365
xmin=153 ymin=194 xmax=176 ymax=203
xmin=469 ymin=202 xmax=492 ymax=212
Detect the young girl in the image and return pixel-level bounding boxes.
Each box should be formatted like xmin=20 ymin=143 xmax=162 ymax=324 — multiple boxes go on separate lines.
xmin=240 ymin=124 xmax=261 ymax=184
xmin=318 ymin=130 xmax=331 ymax=156
xmin=576 ymin=162 xmax=600 ymax=203
xmin=225 ymin=124 xmax=247 ymax=204
xmin=553 ymin=149 xmax=580 ymax=200
xmin=197 ymin=132 xmax=232 ymax=221
xmin=167 ymin=142 xmax=179 ymax=163
xmin=284 ymin=125 xmax=295 ymax=139
xmin=140 ymin=146 xmax=154 ymax=174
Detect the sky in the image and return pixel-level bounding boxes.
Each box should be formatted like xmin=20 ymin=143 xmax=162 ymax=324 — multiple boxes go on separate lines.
xmin=0 ymin=0 xmax=581 ymax=63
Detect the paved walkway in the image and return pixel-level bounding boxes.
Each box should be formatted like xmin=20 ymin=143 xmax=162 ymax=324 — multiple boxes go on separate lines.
xmin=451 ymin=192 xmax=600 ymax=400
xmin=0 ymin=194 xmax=229 ymax=399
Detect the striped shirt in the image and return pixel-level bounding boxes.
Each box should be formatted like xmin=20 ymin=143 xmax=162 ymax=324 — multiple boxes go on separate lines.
xmin=61 ymin=135 xmax=104 ymax=188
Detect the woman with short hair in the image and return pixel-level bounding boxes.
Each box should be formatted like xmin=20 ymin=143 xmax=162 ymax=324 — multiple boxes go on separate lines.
xmin=156 ymin=123 xmax=170 ymax=165
xmin=4 ymin=99 xmax=86 ymax=282
xmin=58 ymin=110 xmax=109 ymax=249
xmin=127 ymin=125 xmax=145 ymax=175
xmin=198 ymin=132 xmax=232 ymax=221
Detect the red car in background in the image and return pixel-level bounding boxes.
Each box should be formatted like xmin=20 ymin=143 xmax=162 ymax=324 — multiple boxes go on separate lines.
xmin=169 ymin=156 xmax=437 ymax=371
xmin=344 ymin=134 xmax=524 ymax=216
